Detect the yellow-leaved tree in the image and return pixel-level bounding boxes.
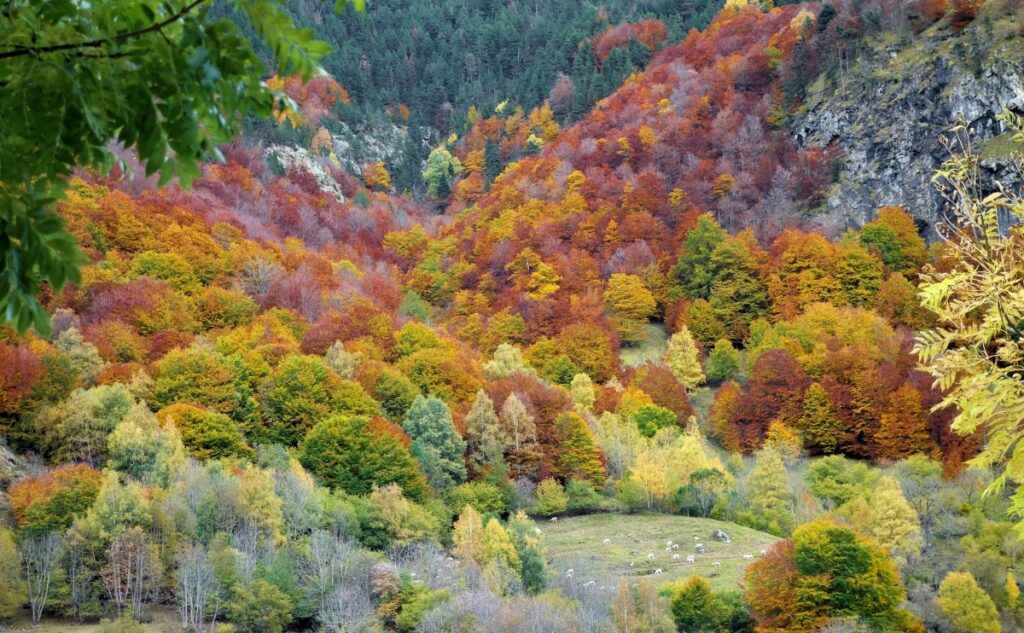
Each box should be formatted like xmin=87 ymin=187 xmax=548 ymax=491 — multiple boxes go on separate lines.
xmin=916 ymin=112 xmax=1024 ymax=525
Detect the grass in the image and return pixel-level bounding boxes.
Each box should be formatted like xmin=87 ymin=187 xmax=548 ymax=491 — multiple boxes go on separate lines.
xmin=5 ymin=606 xmax=182 ymax=632
xmin=619 ymin=323 xmax=668 ymax=368
xmin=542 ymin=513 xmax=779 ymax=592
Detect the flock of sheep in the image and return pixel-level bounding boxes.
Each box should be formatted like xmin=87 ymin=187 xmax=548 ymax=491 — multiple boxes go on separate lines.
xmin=560 ymin=528 xmax=768 ymax=588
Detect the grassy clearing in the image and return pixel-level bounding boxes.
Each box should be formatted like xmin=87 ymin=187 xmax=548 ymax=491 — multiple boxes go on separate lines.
xmin=542 ymin=513 xmax=778 ymax=592
xmin=5 ymin=606 xmax=181 ymax=632
xmin=619 ymin=323 xmax=669 ymax=368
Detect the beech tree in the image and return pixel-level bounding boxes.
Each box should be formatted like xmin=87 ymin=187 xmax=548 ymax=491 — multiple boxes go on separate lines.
xmin=745 ymin=520 xmax=919 ymax=632
xmin=299 ymin=415 xmax=429 ymax=501
xmin=936 ymin=571 xmax=1000 ymax=633
xmin=704 ymin=338 xmax=740 ymax=384
xmin=873 ymin=384 xmax=938 ymax=460
xmin=604 ymin=273 xmax=657 ymax=344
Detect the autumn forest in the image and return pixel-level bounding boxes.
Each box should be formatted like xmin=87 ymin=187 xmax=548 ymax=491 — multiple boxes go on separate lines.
xmin=1 ymin=0 xmax=1024 ymax=632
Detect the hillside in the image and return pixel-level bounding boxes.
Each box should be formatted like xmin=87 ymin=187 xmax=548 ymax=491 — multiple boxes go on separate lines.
xmin=231 ymin=0 xmax=726 ymax=190
xmin=2 ymin=1 xmax=1024 ymax=633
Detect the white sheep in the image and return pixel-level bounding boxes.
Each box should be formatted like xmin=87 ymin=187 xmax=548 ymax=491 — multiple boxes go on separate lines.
xmin=694 ymin=536 xmax=700 ymax=541
xmin=583 ymin=580 xmax=596 ymax=589
xmin=686 ymin=555 xmax=695 ymax=563
xmin=711 ymin=562 xmax=722 ymax=568
xmin=603 ymin=538 xmax=611 ymax=544
xmin=671 ymin=543 xmax=680 ymax=550
xmin=666 ymin=540 xmax=673 ymax=547
xmin=565 ymin=568 xmax=575 ymax=579
xmin=654 ymin=568 xmax=663 ymax=575
xmin=760 ymin=549 xmax=767 ymax=556
xmin=647 ymin=553 xmax=655 ymax=560
xmin=550 ymin=517 xmax=558 ymax=522
xmin=535 ymin=528 xmax=542 ymax=534
xmin=742 ymin=554 xmax=754 ymax=560
xmin=672 ymin=554 xmax=680 ymax=561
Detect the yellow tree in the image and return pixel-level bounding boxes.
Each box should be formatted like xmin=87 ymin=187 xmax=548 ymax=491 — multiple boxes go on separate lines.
xmin=870 ymin=476 xmax=922 ymax=568
xmin=604 ymin=273 xmax=657 ymax=344
xmin=665 ymin=325 xmax=705 ymax=390
xmin=916 ymin=112 xmax=1024 ymax=522
xmin=452 ymin=506 xmax=485 ymax=565
xmin=936 ymin=571 xmax=1001 ymax=633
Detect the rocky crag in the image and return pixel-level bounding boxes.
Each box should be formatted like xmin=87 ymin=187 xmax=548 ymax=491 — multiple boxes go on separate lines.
xmin=794 ymin=15 xmax=1024 ymax=238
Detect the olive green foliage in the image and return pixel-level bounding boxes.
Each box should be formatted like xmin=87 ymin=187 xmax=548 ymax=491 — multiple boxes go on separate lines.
xmin=227 ymin=579 xmax=294 ymax=633
xmin=260 ymin=354 xmax=379 ymax=445
xmin=534 ymin=478 xmax=568 ymax=516
xmin=403 ymin=395 xmax=467 ymax=490
xmin=0 ymin=0 xmax=356 ymax=333
xmin=704 ymin=338 xmax=740 ymax=384
xmin=0 ymin=527 xmax=22 ymax=619
xmin=300 ymin=415 xmax=428 ymax=501
xmin=670 ymin=576 xmax=732 ymax=633
xmin=805 ymin=455 xmax=876 ymax=507
xmin=634 ymin=404 xmax=678 ymax=438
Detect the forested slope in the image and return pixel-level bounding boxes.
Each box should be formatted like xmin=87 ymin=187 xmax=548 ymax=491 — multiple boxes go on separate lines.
xmin=1 ymin=1 xmax=1024 ymax=632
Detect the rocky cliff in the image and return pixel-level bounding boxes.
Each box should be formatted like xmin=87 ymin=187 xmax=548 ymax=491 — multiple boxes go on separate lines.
xmin=794 ymin=16 xmax=1024 ymax=238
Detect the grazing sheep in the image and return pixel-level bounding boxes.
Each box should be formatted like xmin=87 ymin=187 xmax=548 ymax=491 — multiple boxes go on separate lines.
xmin=583 ymin=580 xmax=596 ymax=589
xmin=666 ymin=540 xmax=673 ymax=547
xmin=686 ymin=555 xmax=695 ymax=563
xmin=742 ymin=554 xmax=754 ymax=560
xmin=760 ymin=549 xmax=767 ymax=556
xmin=711 ymin=562 xmax=722 ymax=568
xmin=535 ymin=528 xmax=542 ymax=534
xmin=695 ymin=544 xmax=706 ymax=554
xmin=630 ymin=550 xmax=640 ymax=555
xmin=654 ymin=568 xmax=663 ymax=575
xmin=565 ymin=569 xmax=575 ymax=579
xmin=671 ymin=543 xmax=680 ymax=550
xmin=603 ymin=538 xmax=611 ymax=544
xmin=647 ymin=553 xmax=655 ymax=560
xmin=694 ymin=536 xmax=700 ymax=541
xmin=672 ymin=554 xmax=680 ymax=561
xmin=550 ymin=517 xmax=558 ymax=523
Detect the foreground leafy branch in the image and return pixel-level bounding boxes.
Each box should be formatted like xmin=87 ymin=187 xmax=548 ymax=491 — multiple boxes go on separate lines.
xmin=0 ymin=0 xmax=362 ymax=333
xmin=916 ymin=111 xmax=1024 ymax=521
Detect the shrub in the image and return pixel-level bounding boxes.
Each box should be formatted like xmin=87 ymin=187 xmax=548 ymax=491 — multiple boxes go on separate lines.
xmin=533 ymin=478 xmax=568 ymax=516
